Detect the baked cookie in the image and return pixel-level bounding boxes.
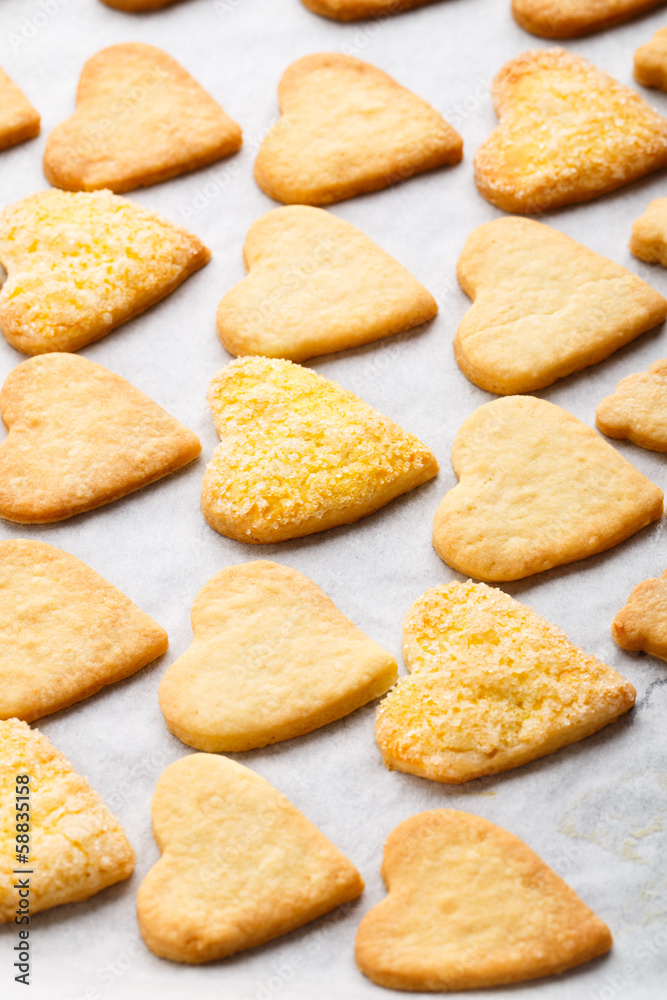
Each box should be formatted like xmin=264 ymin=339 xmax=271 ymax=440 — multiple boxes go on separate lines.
xmin=254 ymin=54 xmax=462 ymax=205
xmin=475 ymin=48 xmax=667 ymax=214
xmin=137 ymin=753 xmax=363 ymax=963
xmin=513 ymin=0 xmax=663 ymax=38
xmin=376 ymin=581 xmax=636 ymax=783
xmin=202 ymin=357 xmax=438 ymax=543
xmin=432 ymin=396 xmax=663 ymax=582
xmin=635 ymin=28 xmax=667 ymax=89
xmin=0 ymin=189 xmax=210 ymax=355
xmin=596 ymin=360 xmax=667 ymax=452
xmin=612 ymin=570 xmax=667 ymax=660
xmin=355 ymin=810 xmax=613 ymax=990
xmin=217 ymin=206 xmax=437 ymax=361
xmin=455 ymin=217 xmax=667 ymax=394
xmin=302 ymin=0 xmax=437 ymax=18
xmin=631 ymin=197 xmax=667 ymax=267
xmin=0 ymin=540 xmax=168 ymax=722
xmin=0 ymin=719 xmax=135 ymax=921
xmin=159 ymin=561 xmax=397 ymax=751
xmin=0 ymin=353 xmax=201 ymax=524
xmin=44 ymin=43 xmax=242 ymax=193
xmin=0 ymin=68 xmax=40 ymax=151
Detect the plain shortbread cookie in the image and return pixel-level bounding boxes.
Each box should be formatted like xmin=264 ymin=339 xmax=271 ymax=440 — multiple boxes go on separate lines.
xmin=513 ymin=0 xmax=664 ymax=38
xmin=455 ymin=216 xmax=667 ymax=394
xmin=159 ymin=561 xmax=397 ymax=751
xmin=0 ymin=67 xmax=40 ymax=151
xmin=254 ymin=53 xmax=462 ymax=205
xmin=44 ymin=43 xmax=242 ymax=193
xmin=0 ymin=540 xmax=168 ymax=722
xmin=0 ymin=353 xmax=201 ymax=523
xmin=355 ymin=810 xmax=613 ymax=990
xmin=137 ymin=753 xmax=364 ymax=963
xmin=432 ymin=395 xmax=663 ymax=581
xmin=596 ymin=359 xmax=667 ymax=452
xmin=217 ymin=205 xmax=437 ymax=361
xmin=612 ymin=570 xmax=667 ymax=661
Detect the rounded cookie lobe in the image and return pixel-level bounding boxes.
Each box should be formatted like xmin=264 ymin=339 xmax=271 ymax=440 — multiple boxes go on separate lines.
xmin=355 ymin=810 xmax=612 ymax=990
xmin=612 ymin=569 xmax=667 ymax=660
xmin=0 ymin=67 xmax=40 ymax=151
xmin=255 ymin=53 xmax=462 ymax=206
xmin=596 ymin=360 xmax=667 ymax=452
xmin=635 ymin=28 xmax=667 ymax=90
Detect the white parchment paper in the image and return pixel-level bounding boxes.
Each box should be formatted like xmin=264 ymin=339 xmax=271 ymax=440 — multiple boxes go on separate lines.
xmin=0 ymin=0 xmax=666 ymax=997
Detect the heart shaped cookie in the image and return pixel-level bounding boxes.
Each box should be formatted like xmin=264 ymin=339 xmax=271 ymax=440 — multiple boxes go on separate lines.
xmin=302 ymin=0 xmax=437 ymax=18
xmin=217 ymin=206 xmax=437 ymax=361
xmin=137 ymin=753 xmax=364 ymax=963
xmin=202 ymin=357 xmax=438 ymax=542
xmin=44 ymin=43 xmax=242 ymax=193
xmin=474 ymin=48 xmax=667 ymax=214
xmin=513 ymin=0 xmax=663 ymax=38
xmin=0 ymin=189 xmax=210 ymax=355
xmin=612 ymin=569 xmax=667 ymax=660
xmin=0 ymin=540 xmax=168 ymax=722
xmin=432 ymin=396 xmax=663 ymax=581
xmin=0 ymin=719 xmax=135 ymax=921
xmin=455 ymin=217 xmax=667 ymax=394
xmin=254 ymin=54 xmax=462 ymax=205
xmin=635 ymin=28 xmax=667 ymax=90
xmin=355 ymin=810 xmax=612 ymax=990
xmin=375 ymin=581 xmax=636 ymax=783
xmin=630 ymin=197 xmax=667 ymax=268
xmin=0 ymin=353 xmax=201 ymax=523
xmin=596 ymin=359 xmax=667 ymax=452
xmin=159 ymin=561 xmax=397 ymax=751
xmin=0 ymin=67 xmax=39 ymax=151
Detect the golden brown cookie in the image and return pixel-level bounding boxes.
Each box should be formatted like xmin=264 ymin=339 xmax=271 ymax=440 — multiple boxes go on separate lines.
xmin=0 ymin=540 xmax=168 ymax=722
xmin=355 ymin=810 xmax=613 ymax=990
xmin=596 ymin=360 xmax=667 ymax=452
xmin=455 ymin=217 xmax=667 ymax=394
xmin=254 ymin=54 xmax=462 ymax=205
xmin=0 ymin=353 xmax=201 ymax=523
xmin=0 ymin=189 xmax=210 ymax=355
xmin=630 ymin=196 xmax=667 ymax=267
xmin=612 ymin=569 xmax=667 ymax=660
xmin=159 ymin=561 xmax=397 ymax=751
xmin=302 ymin=0 xmax=437 ymax=18
xmin=202 ymin=357 xmax=438 ymax=543
xmin=217 ymin=206 xmax=437 ymax=361
xmin=137 ymin=753 xmax=364 ymax=963
xmin=475 ymin=48 xmax=667 ymax=214
xmin=635 ymin=28 xmax=667 ymax=89
xmin=513 ymin=0 xmax=664 ymax=38
xmin=0 ymin=719 xmax=135 ymax=921
xmin=0 ymin=68 xmax=40 ymax=151
xmin=432 ymin=396 xmax=663 ymax=582
xmin=44 ymin=43 xmax=242 ymax=193
xmin=375 ymin=581 xmax=636 ymax=783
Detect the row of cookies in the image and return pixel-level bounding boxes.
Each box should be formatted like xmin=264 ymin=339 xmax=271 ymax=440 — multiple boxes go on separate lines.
xmin=3 ymin=540 xmax=664 ymax=765
xmin=1 ymin=347 xmax=665 ymax=589
xmin=5 ymin=42 xmax=667 ymax=215
xmin=0 ymin=718 xmax=616 ymax=988
xmin=97 ymin=0 xmax=667 ymax=43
